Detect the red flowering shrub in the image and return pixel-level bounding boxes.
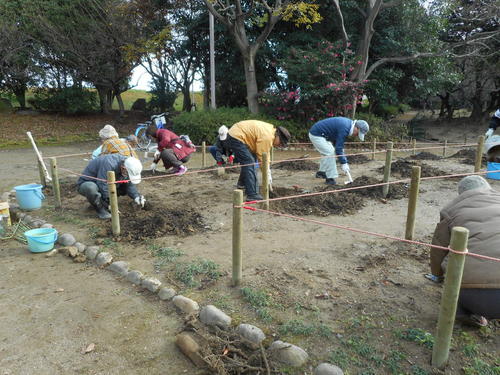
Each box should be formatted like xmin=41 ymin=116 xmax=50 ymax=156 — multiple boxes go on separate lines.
xmin=260 ymin=40 xmax=364 ymax=125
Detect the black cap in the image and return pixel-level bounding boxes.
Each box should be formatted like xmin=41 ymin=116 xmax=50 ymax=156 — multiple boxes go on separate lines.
xmin=276 ymin=126 xmax=291 ymax=147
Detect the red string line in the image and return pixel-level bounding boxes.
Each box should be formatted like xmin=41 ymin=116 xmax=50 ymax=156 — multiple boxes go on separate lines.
xmin=240 ymin=205 xmax=500 ymax=263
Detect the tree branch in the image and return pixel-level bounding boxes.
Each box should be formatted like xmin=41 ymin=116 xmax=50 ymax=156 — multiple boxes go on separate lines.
xmin=331 ymin=0 xmax=349 ymax=46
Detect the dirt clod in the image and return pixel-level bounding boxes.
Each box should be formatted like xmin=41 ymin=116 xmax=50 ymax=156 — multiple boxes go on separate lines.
xmin=409 ymin=151 xmax=441 ymax=160
xmin=379 ymin=160 xmax=447 ymax=177
xmin=349 ymin=154 xmax=371 ymax=164
xmin=274 ymin=159 xmax=318 ymax=171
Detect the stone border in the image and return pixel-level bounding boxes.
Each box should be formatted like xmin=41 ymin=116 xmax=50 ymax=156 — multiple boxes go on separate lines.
xmin=3 ymin=190 xmax=343 ymax=375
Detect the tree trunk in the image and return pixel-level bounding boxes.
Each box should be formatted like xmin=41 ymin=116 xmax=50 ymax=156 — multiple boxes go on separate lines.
xmin=96 ymin=86 xmax=111 ymax=114
xmin=13 ymin=86 xmax=26 ymax=109
xmin=470 ymin=96 xmax=484 ymax=120
xmin=115 ymin=91 xmax=125 ymax=117
xmin=182 ymin=84 xmax=192 ymax=112
xmin=438 ymin=93 xmax=451 ymax=118
xmin=242 ymin=52 xmax=259 ymax=114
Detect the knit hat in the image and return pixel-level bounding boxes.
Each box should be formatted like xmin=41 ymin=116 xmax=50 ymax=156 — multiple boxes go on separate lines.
xmin=458 ymin=175 xmax=490 ymax=194
xmin=354 ymin=120 xmax=369 ymax=141
xmin=99 ymin=124 xmax=118 ymax=140
xmin=218 ymin=125 xmax=229 ymax=141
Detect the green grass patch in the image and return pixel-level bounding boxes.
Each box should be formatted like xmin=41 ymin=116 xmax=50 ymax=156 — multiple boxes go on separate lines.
xmin=0 ymin=133 xmax=95 ymax=150
xmin=174 ymin=259 xmax=222 ymax=288
xmin=463 ymin=359 xmax=500 ymax=375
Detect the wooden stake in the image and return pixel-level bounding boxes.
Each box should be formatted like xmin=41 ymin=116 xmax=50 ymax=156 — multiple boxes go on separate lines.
xmin=382 ymin=141 xmax=393 ymax=198
xmin=270 ymin=146 xmax=274 ymax=163
xmin=37 ymin=158 xmax=47 ymax=187
xmin=202 ymin=141 xmax=206 ymax=168
xmin=49 ymin=158 xmax=62 ymax=209
xmin=372 ymin=138 xmax=377 ymax=160
xmin=474 ymin=135 xmax=485 ymax=173
xmin=232 ymin=189 xmax=243 ymax=286
xmin=442 ymin=139 xmax=447 ymax=157
xmin=431 ymin=227 xmax=469 ymax=369
xmin=261 ymin=152 xmax=270 ymax=209
xmin=412 ymin=138 xmax=417 ymax=156
xmin=107 ymin=171 xmax=120 ymax=236
xmin=405 ymin=166 xmax=421 ymax=240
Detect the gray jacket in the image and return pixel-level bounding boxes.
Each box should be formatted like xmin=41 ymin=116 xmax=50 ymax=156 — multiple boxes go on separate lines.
xmin=77 ymin=154 xmax=139 ymax=202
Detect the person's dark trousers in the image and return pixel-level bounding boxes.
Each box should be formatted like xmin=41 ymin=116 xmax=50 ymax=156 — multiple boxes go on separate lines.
xmin=77 ymin=181 xmax=102 ymax=206
xmin=160 ymin=149 xmax=191 ymax=169
xmin=228 ymin=135 xmax=259 ymax=198
xmin=209 ymin=145 xmax=219 ymax=163
xmin=457 ymin=288 xmax=500 ymax=319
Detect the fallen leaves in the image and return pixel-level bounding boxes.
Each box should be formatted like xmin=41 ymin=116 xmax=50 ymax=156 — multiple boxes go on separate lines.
xmin=83 ymin=343 xmax=95 ymax=354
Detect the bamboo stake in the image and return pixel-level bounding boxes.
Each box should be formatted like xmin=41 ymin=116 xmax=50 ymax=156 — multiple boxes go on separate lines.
xmin=382 ymin=142 xmax=393 ymax=198
xmin=107 ymin=171 xmax=120 ymax=236
xmin=37 ymin=158 xmax=47 ymax=187
xmin=261 ymin=152 xmax=270 ymax=209
xmin=474 ymin=135 xmax=485 ymax=172
xmin=405 ymin=166 xmax=421 ymax=240
xmin=412 ymin=138 xmax=417 ymax=156
xmin=372 ymin=138 xmax=377 ymax=160
xmin=202 ymin=141 xmax=206 ymax=168
xmin=49 ymin=158 xmax=62 ymax=209
xmin=270 ymin=146 xmax=274 ymax=163
xmin=232 ymin=189 xmax=243 ymax=286
xmin=431 ymin=227 xmax=469 ymax=369
xmin=442 ymin=139 xmax=447 ymax=157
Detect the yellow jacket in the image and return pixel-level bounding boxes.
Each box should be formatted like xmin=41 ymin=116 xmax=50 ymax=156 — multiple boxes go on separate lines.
xmin=228 ymin=120 xmax=275 ymax=163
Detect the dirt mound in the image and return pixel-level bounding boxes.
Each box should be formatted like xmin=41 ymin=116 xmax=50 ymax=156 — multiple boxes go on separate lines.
xmin=349 ymin=154 xmax=371 ymax=164
xmin=448 ymin=149 xmax=480 ymax=165
xmin=274 ymin=158 xmax=318 ymax=171
xmin=44 ymin=179 xmax=78 ymax=199
xmin=379 ymin=160 xmax=447 ymax=178
xmin=409 ymin=151 xmax=441 ymax=160
xmin=116 ymin=200 xmax=206 ymax=241
xmin=346 ymin=176 xmax=408 ymax=199
xmin=270 ymin=186 xmax=364 ymax=216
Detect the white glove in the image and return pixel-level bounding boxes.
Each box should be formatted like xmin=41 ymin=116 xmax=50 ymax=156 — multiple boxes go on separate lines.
xmin=485 ymin=128 xmax=494 ymax=138
xmin=150 ymin=162 xmax=157 ymax=173
xmin=154 ymin=150 xmax=160 ymax=159
xmin=341 ymin=163 xmax=350 ymax=174
xmin=134 ymin=195 xmax=146 ymax=208
xmin=268 ymin=168 xmax=272 ymax=185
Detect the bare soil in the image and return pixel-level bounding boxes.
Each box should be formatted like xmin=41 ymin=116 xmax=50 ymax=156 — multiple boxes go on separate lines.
xmin=1 ymin=132 xmax=498 ymax=374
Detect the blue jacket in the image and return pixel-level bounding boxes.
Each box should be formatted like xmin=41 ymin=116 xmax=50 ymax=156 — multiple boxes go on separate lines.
xmin=77 ymin=154 xmax=139 ymax=202
xmin=309 ymin=117 xmax=353 ymax=164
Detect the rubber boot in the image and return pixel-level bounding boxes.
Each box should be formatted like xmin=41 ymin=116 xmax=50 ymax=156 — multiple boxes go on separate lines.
xmin=91 ymin=198 xmax=111 ymax=220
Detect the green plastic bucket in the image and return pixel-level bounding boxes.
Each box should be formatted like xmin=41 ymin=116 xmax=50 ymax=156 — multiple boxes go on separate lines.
xmin=24 ymin=228 xmax=58 ymax=253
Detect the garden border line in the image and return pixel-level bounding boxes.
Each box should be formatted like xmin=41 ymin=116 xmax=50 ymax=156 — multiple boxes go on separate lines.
xmin=4 ymin=193 xmax=319 ymax=371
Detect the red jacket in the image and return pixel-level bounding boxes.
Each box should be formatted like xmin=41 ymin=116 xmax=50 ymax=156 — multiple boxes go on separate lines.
xmin=156 ymin=129 xmax=195 ymax=160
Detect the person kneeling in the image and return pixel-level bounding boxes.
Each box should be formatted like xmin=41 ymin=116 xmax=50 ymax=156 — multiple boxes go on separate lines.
xmin=148 ymin=128 xmax=195 ymax=176
xmin=77 ymin=154 xmax=145 ymax=219
xmin=427 ymin=175 xmax=500 ymax=327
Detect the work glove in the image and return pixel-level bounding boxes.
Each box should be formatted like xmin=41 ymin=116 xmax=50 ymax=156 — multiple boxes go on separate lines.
xmin=134 ymin=195 xmax=146 ymax=208
xmin=424 ymin=273 xmax=444 ymax=283
xmin=150 ymin=162 xmax=157 ymax=173
xmin=341 ymin=163 xmax=350 ymax=174
xmin=154 ymin=149 xmax=160 ymax=159
xmin=485 ymin=128 xmax=494 ymax=138
xmin=228 ymin=155 xmax=235 ymax=164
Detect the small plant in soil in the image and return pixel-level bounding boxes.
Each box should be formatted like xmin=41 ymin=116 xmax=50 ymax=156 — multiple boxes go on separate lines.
xmin=278 ymin=319 xmax=334 ymax=338
xmin=394 ymin=328 xmax=434 ymax=349
xmin=463 ymin=358 xmax=500 ymax=375
xmin=240 ymin=287 xmax=274 ymax=322
xmin=148 ymin=244 xmax=184 ymax=269
xmin=174 ymin=259 xmax=222 ymax=288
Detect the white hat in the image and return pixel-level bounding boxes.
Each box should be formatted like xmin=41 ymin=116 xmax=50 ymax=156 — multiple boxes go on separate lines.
xmin=354 ymin=120 xmax=369 ymax=141
xmin=124 ymin=157 xmax=142 ymax=184
xmin=99 ymin=124 xmax=118 ymax=140
xmin=218 ymin=125 xmax=229 ymax=141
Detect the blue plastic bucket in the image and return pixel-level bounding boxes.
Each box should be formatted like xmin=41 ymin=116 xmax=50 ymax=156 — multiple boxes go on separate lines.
xmin=24 ymin=228 xmax=58 ymax=253
xmin=14 ymin=184 xmax=45 ymax=210
xmin=486 ymin=162 xmax=500 ymax=180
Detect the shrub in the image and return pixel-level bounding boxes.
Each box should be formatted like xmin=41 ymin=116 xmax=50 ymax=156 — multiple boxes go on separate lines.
xmin=356 ymin=112 xmax=408 ymax=142
xmin=29 ymin=87 xmax=98 ymax=114
xmin=172 ymin=107 xmax=302 ymax=144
